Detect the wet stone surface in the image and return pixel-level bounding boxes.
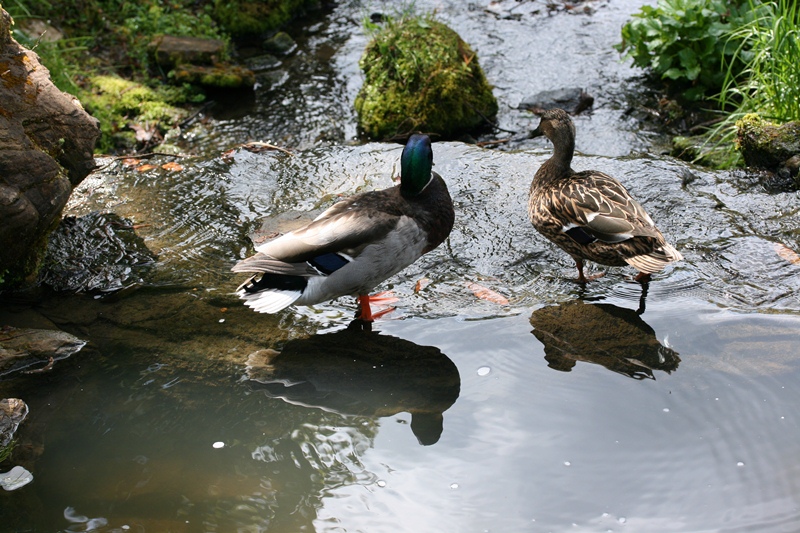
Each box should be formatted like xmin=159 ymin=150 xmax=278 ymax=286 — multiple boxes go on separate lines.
xmin=38 ymin=211 xmax=157 ymax=293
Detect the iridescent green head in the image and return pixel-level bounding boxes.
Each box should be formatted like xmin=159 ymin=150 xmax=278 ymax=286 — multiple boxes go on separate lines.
xmin=400 ymin=134 xmax=434 ymax=198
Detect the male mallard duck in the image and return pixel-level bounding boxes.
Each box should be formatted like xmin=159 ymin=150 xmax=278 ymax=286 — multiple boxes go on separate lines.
xmin=528 ymin=108 xmax=682 ymax=283
xmin=232 ymin=134 xmax=454 ymax=321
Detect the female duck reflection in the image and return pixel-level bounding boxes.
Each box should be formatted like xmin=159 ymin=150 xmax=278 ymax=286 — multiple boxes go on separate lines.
xmin=245 ymin=320 xmax=460 ymax=446
xmin=530 ymin=300 xmax=680 ymax=380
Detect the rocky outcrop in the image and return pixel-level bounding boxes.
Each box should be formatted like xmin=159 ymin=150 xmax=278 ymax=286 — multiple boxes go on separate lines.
xmin=0 ymin=8 xmax=100 ymax=285
xmin=0 ymin=325 xmax=87 ymax=376
xmin=355 ymin=16 xmax=498 ymax=141
xmin=736 ymin=113 xmax=800 ymax=181
xmin=519 ymin=87 xmax=594 ymax=115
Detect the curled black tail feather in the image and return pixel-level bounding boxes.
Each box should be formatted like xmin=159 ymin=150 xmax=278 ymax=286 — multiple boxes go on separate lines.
xmin=242 ymin=274 xmax=307 ymax=294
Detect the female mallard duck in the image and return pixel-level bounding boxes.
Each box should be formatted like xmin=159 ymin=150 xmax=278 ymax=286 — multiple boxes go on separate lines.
xmin=528 ymin=108 xmax=682 ymax=283
xmin=232 ymin=134 xmax=454 ymax=321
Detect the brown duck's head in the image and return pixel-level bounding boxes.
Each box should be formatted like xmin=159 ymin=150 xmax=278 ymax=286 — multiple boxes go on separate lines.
xmin=529 ymin=108 xmax=576 ymax=146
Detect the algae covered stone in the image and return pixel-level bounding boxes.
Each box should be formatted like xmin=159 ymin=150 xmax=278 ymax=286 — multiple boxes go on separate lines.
xmin=736 ymin=113 xmax=800 ymax=170
xmin=355 ymin=16 xmax=498 ymax=140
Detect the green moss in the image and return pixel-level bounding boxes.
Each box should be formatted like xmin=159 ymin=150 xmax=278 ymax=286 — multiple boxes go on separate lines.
xmin=212 ymin=0 xmax=320 ymax=38
xmin=355 ymin=15 xmax=498 ymax=141
xmin=171 ymin=64 xmax=256 ymax=89
xmin=736 ymin=113 xmax=800 ymax=169
xmin=83 ymin=75 xmax=190 ymax=153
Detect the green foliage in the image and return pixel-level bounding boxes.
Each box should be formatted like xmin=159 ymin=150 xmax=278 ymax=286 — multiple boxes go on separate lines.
xmin=85 ymin=75 xmax=191 ymax=153
xmin=121 ymin=3 xmax=230 ymax=74
xmin=211 ymin=0 xmax=320 ymax=37
xmin=617 ymin=0 xmax=752 ymax=101
xmin=355 ymin=12 xmax=498 ymax=140
xmin=719 ymin=0 xmax=800 ymax=122
xmin=686 ymin=0 xmax=800 ymax=168
xmin=0 ymin=440 xmax=14 ymax=464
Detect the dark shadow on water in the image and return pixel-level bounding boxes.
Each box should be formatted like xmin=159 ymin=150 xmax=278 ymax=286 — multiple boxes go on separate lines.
xmin=245 ymin=319 xmax=461 ymax=445
xmin=530 ymin=299 xmax=680 ymax=380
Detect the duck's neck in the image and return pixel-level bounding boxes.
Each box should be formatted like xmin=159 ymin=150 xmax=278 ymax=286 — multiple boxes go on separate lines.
xmin=538 ymin=136 xmax=575 ymax=183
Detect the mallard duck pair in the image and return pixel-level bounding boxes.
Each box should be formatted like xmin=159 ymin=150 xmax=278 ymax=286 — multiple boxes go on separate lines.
xmin=233 ymin=112 xmax=682 ymax=320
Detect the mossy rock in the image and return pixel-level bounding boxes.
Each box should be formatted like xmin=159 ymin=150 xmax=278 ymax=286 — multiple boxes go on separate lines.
xmin=263 ymin=31 xmax=296 ymax=55
xmin=151 ymin=35 xmax=227 ymax=68
xmin=355 ymin=16 xmax=498 ymax=141
xmin=212 ymin=0 xmax=321 ymax=38
xmin=736 ymin=113 xmax=800 ymax=170
xmin=171 ymin=64 xmax=256 ymax=89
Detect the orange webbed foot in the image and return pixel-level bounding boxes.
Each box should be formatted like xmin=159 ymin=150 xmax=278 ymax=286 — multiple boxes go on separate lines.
xmin=355 ymin=292 xmax=397 ymax=321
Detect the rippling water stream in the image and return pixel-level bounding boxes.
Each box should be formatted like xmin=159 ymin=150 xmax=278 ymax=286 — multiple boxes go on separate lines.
xmin=3 ymin=1 xmax=800 ymax=532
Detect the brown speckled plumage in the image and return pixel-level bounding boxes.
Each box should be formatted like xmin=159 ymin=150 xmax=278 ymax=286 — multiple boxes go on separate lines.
xmin=528 ymin=108 xmax=682 ymax=283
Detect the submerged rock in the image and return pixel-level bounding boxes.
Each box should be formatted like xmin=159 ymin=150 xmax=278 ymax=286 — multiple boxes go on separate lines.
xmin=0 ymin=398 xmax=27 ymax=448
xmin=0 ymin=326 xmax=86 ymax=376
xmin=355 ymin=15 xmax=498 ymax=140
xmin=263 ymin=31 xmax=297 ymax=55
xmin=37 ymin=211 xmax=156 ymax=293
xmin=0 ymin=8 xmax=100 ymax=286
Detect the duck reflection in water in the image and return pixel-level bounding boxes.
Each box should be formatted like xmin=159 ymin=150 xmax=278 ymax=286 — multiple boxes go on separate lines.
xmin=245 ymin=320 xmax=460 ymax=445
xmin=530 ymin=300 xmax=680 ymax=380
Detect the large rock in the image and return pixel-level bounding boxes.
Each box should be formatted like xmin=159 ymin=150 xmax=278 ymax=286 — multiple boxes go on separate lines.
xmin=355 ymin=16 xmax=498 ymax=141
xmin=736 ymin=114 xmax=800 ymax=171
xmin=0 ymin=325 xmax=87 ymax=377
xmin=0 ymin=9 xmax=100 ymax=285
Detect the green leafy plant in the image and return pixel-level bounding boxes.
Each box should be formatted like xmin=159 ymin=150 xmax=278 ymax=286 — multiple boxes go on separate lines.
xmin=616 ymin=0 xmax=751 ymax=101
xmin=121 ymin=3 xmax=230 ymax=74
xmin=683 ymin=0 xmax=800 ymax=168
xmin=718 ymin=0 xmax=800 ymax=122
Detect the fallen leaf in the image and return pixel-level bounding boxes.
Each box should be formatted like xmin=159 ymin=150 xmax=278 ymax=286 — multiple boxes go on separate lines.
xmin=774 ymin=243 xmax=800 ymax=265
xmin=122 ymin=158 xmax=140 ymax=167
xmin=130 ymin=123 xmax=156 ymax=143
xmin=161 ymin=162 xmax=184 ymax=172
xmin=220 ymin=149 xmax=236 ymax=163
xmin=136 ymin=164 xmax=158 ymax=172
xmin=466 ymin=282 xmax=509 ymax=305
xmin=414 ymin=278 xmax=432 ymax=293
xmin=241 ymin=141 xmax=294 ymax=156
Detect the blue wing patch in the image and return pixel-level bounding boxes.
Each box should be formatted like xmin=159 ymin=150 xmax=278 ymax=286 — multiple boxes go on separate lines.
xmin=309 ymin=252 xmax=350 ymax=275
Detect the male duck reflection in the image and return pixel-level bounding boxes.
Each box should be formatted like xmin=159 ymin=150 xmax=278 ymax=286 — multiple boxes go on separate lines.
xmin=246 ymin=319 xmax=461 ymax=446
xmin=528 ymin=108 xmax=683 ymax=283
xmin=233 ymin=134 xmax=454 ymax=320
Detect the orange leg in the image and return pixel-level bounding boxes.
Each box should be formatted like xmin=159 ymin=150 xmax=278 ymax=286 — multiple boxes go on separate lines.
xmin=356 ymin=293 xmax=396 ymax=321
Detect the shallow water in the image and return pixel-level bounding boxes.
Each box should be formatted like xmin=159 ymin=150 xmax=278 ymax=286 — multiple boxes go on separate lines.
xmin=4 ymin=1 xmax=800 ymax=532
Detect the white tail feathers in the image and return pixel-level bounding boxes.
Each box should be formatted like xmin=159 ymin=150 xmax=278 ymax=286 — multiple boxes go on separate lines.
xmin=626 ymin=243 xmax=683 ymax=274
xmin=237 ymin=289 xmax=302 ymax=314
